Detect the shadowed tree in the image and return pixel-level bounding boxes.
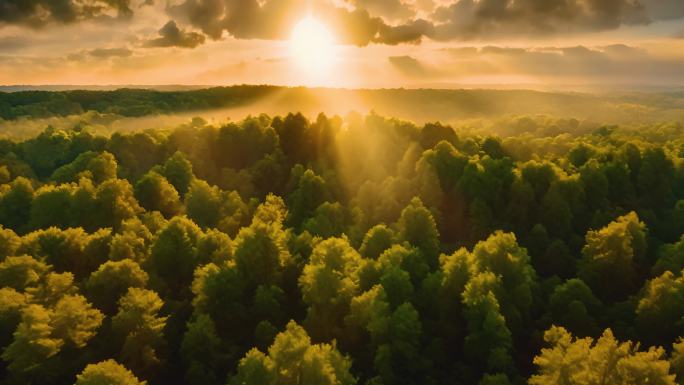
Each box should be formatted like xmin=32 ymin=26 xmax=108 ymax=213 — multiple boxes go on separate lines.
xmin=637 ymin=269 xmax=684 ymax=345
xmin=112 ymin=288 xmax=167 ymax=376
xmin=287 ymin=168 xmax=331 ymax=227
xmin=86 ymin=259 xmax=149 ymax=315
xmin=2 ymin=304 xmax=63 ymax=379
xmin=547 ymin=279 xmax=602 ymax=337
xmin=180 ymin=314 xmax=223 ymax=385
xmin=158 ymin=151 xmax=194 ymax=196
xmin=359 ymin=225 xmax=396 ymax=260
xmin=51 ymin=151 xmax=117 ymax=184
xmin=0 ymin=225 xmax=20 ymax=259
xmin=134 ymin=171 xmax=182 ymax=218
xmin=0 ymin=176 xmax=34 ymax=232
xmin=147 ymin=216 xmax=202 ymax=297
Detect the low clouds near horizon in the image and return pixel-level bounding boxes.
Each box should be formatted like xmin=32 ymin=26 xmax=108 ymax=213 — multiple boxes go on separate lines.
xmin=389 ymin=43 xmax=684 ymax=87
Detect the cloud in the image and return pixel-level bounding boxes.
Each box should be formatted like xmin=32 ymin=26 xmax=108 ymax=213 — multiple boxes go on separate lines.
xmin=352 ymin=0 xmax=416 ymax=21
xmin=399 ymin=44 xmax=684 ymax=87
xmin=640 ymin=0 xmax=684 ymax=20
xmin=167 ymin=0 xmax=433 ymax=46
xmin=0 ymin=0 xmax=134 ymax=27
xmin=429 ymin=0 xmax=652 ymax=40
xmin=1 ymin=0 xmax=683 ymax=50
xmin=0 ymin=35 xmax=31 ymax=51
xmin=389 ymin=55 xmax=437 ymax=77
xmin=66 ymin=47 xmax=133 ymax=61
xmin=88 ymin=47 xmax=133 ymax=58
xmin=144 ymin=20 xmax=206 ymax=48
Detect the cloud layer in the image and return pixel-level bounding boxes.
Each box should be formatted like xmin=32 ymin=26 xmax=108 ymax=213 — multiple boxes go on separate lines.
xmin=390 ymin=43 xmax=684 ymax=87
xmin=2 ymin=0 xmax=683 ymax=47
xmin=0 ymin=0 xmax=134 ymax=27
xmin=144 ymin=20 xmax=206 ymax=48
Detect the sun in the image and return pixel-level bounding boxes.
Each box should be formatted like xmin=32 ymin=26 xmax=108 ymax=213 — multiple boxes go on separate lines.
xmin=289 ymin=16 xmax=338 ymax=82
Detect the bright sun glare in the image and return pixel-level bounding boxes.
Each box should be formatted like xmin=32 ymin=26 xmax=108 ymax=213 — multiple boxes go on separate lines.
xmin=290 ymin=16 xmax=338 ymax=82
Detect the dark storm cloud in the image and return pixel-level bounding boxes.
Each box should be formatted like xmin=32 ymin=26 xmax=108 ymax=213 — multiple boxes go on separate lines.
xmin=144 ymin=20 xmax=206 ymax=48
xmin=0 ymin=0 xmax=133 ymax=27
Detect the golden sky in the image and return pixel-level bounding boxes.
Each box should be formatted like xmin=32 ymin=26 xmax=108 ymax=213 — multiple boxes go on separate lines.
xmin=1 ymin=0 xmax=683 ymax=89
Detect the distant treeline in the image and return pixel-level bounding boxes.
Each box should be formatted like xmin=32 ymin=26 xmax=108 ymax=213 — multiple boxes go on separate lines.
xmin=2 ymin=86 xmax=684 ymax=123
xmin=0 ymin=86 xmax=279 ymax=120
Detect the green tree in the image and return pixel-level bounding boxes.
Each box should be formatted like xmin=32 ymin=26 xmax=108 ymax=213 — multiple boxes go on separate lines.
xmin=229 ymin=320 xmax=356 ymax=385
xmin=637 ymin=148 xmax=674 ymax=211
xmin=0 ymin=225 xmax=20 ymax=259
xmin=530 ymin=326 xmax=675 ymax=385
xmin=0 ymin=176 xmax=34 ymax=232
xmin=147 ymin=216 xmax=202 ymax=297
xmin=359 ymin=225 xmax=395 ymax=260
xmin=86 ymin=259 xmax=149 ymax=315
xmin=462 ymin=272 xmax=514 ymax=374
xmin=287 ymin=168 xmax=331 ymax=227
xmin=396 ymin=197 xmax=440 ymax=269
xmin=470 ymin=231 xmax=537 ymax=332
xmin=181 ymin=314 xmax=223 ymax=385
xmin=158 ymin=151 xmax=194 ymax=196
xmin=547 ymin=279 xmax=602 ymax=337
xmin=51 ymin=151 xmax=117 ymax=184
xmin=75 ymin=359 xmax=146 ymax=385
xmin=112 ymin=288 xmax=167 ymax=375
xmin=93 ymin=179 xmax=143 ymax=230
xmin=51 ymin=294 xmax=103 ymax=348
xmin=578 ymin=212 xmax=646 ymax=303
xmin=303 ymin=201 xmax=350 ymax=238
xmin=185 ymin=179 xmax=247 ymax=235
xmin=2 ymin=304 xmax=63 ymax=377
xmin=671 ymin=338 xmax=684 ymax=384
xmin=300 ymin=237 xmax=365 ymax=341
xmin=134 ymin=171 xmax=182 ymax=218
xmin=29 ymin=184 xmax=74 ymax=229
xmin=636 ymin=269 xmax=684 ymax=344
xmin=0 ymin=255 xmax=49 ymax=290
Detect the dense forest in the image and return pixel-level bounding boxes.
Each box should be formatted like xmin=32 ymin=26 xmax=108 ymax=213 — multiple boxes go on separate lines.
xmin=0 ymin=95 xmax=684 ymax=385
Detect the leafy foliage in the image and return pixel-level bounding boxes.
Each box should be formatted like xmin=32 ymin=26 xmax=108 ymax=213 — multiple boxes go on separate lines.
xmin=0 ymin=104 xmax=682 ymax=385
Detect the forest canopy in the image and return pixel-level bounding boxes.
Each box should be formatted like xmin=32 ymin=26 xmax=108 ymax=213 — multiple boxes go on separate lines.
xmin=0 ymin=97 xmax=683 ymax=385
